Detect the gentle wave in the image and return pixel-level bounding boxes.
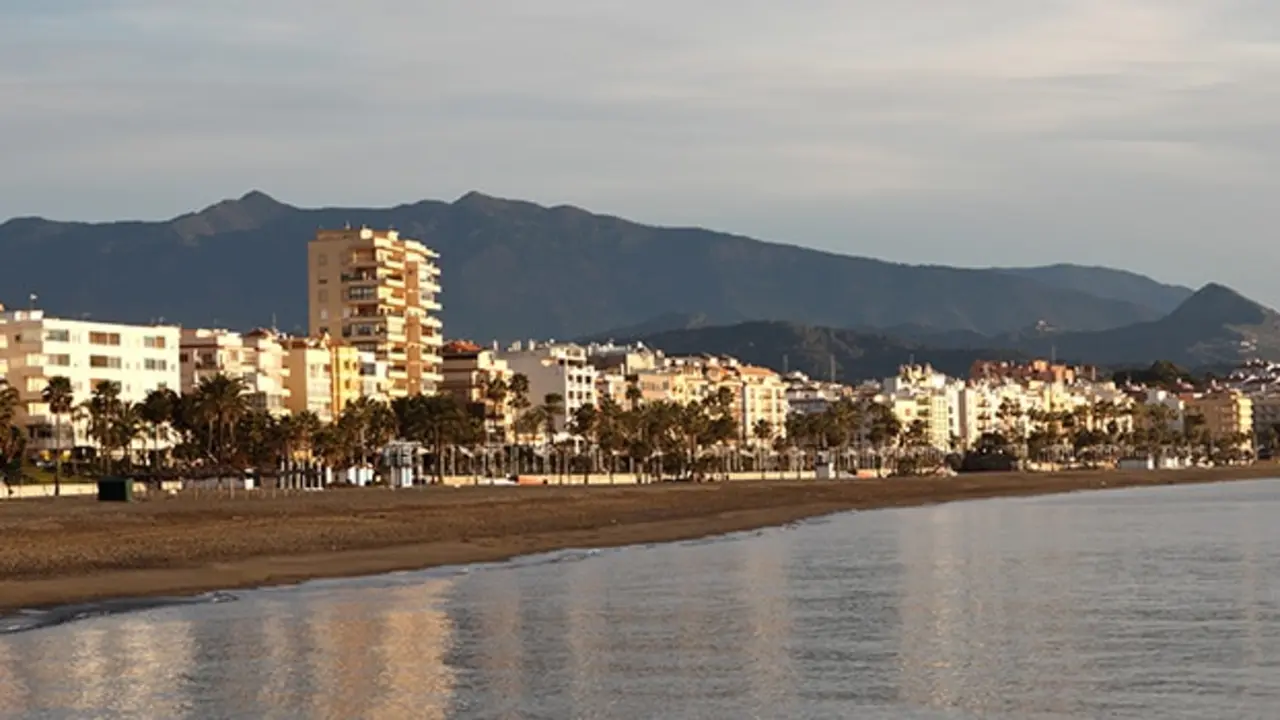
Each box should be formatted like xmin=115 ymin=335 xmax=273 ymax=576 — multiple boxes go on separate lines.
xmin=0 ymin=591 xmax=239 ymax=635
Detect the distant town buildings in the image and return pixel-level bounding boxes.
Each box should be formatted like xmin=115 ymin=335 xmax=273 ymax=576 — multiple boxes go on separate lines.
xmin=2 ymin=227 xmax=1277 ymax=469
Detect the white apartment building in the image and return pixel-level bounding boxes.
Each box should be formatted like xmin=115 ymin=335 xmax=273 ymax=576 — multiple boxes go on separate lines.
xmin=180 ymin=328 xmax=290 ymax=415
xmin=738 ymin=365 xmax=790 ymax=444
xmin=784 ymin=372 xmax=851 ymax=416
xmin=884 ymin=388 xmax=956 ymax=450
xmin=0 ymin=309 xmax=180 ymax=452
xmin=585 ymin=341 xmax=663 ymax=375
xmin=1143 ymin=388 xmax=1187 ymax=435
xmin=882 ymin=365 xmax=962 ymax=449
xmin=498 ymin=341 xmax=597 ymax=432
xmin=283 ymin=337 xmax=336 ymax=422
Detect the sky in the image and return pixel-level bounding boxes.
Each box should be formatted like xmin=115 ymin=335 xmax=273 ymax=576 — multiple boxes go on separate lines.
xmin=6 ymin=1 xmax=1280 ymax=303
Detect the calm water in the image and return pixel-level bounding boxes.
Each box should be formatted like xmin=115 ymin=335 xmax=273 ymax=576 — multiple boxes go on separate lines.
xmin=2 ymin=480 xmax=1279 ymax=719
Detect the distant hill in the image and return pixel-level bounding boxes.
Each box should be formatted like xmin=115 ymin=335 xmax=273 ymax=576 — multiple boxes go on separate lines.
xmin=994 ymin=264 xmax=1194 ymax=315
xmin=581 ymin=311 xmax=728 ymax=343
xmin=0 ymin=191 xmax=1175 ymax=339
xmin=971 ymin=283 xmax=1280 ymax=367
xmin=621 ymin=321 xmax=1031 ymax=382
xmin=618 ymin=283 xmax=1280 ymax=378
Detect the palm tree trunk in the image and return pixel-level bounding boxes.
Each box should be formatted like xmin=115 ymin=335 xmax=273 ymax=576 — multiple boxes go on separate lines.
xmin=53 ymin=414 xmax=62 ymax=497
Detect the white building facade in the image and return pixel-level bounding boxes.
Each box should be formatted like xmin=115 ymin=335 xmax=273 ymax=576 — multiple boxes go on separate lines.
xmin=180 ymin=328 xmax=290 ymax=415
xmin=0 ymin=309 xmax=180 ymax=452
xmin=498 ymin=341 xmax=598 ymax=432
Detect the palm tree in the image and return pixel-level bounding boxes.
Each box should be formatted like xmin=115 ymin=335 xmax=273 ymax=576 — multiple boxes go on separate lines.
xmin=84 ymin=380 xmax=123 ymax=473
xmin=112 ymin=402 xmax=145 ymax=468
xmin=41 ymin=376 xmax=74 ymax=496
xmin=540 ymin=393 xmax=566 ymax=479
xmin=595 ymin=397 xmax=626 ymax=480
xmin=139 ymin=387 xmax=178 ymax=473
xmin=193 ymin=374 xmax=250 ymax=467
xmin=341 ymin=397 xmax=396 ymax=469
xmin=480 ymin=375 xmax=509 ymax=473
xmin=286 ymin=410 xmax=323 ymax=460
xmin=483 ymin=375 xmax=509 ymax=440
xmin=752 ymin=419 xmax=773 ymax=478
xmin=393 ymin=394 xmax=474 ymax=483
xmin=571 ymin=404 xmax=599 ymax=484
xmin=624 ymin=379 xmax=643 ymax=412
xmin=507 ymin=373 xmax=531 ymax=443
xmin=0 ymin=380 xmax=24 ymax=485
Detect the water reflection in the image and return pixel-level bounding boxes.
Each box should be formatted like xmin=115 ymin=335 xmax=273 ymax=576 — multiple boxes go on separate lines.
xmin=895 ymin=501 xmax=1089 ymax=717
xmin=1 ymin=481 xmax=1278 ymax=718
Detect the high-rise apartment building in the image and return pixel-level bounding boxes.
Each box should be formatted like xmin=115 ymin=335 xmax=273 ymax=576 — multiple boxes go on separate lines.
xmin=308 ymin=228 xmax=443 ymax=397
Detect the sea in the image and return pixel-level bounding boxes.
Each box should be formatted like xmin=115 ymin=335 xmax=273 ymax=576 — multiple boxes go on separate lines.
xmin=1 ymin=479 xmax=1277 ymax=719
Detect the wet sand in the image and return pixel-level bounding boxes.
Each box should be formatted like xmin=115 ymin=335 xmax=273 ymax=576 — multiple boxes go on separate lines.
xmin=2 ymin=466 xmax=1276 ymax=613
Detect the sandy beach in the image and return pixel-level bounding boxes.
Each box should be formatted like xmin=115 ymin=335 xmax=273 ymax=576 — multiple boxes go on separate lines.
xmin=2 ymin=466 xmax=1277 ymax=613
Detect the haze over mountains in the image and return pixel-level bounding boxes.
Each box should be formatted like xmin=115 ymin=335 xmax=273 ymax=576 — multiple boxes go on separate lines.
xmin=1 ymin=190 xmax=1272 ymax=378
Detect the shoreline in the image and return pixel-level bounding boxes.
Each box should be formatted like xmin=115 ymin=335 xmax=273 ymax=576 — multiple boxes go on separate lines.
xmin=2 ymin=466 xmax=1276 ymax=614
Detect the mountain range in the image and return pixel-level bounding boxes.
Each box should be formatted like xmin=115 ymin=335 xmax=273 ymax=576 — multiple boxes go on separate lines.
xmin=596 ymin=283 xmax=1280 ymax=381
xmin=0 ymin=190 xmax=1272 ymax=377
xmin=1 ymin=190 xmax=1191 ymax=338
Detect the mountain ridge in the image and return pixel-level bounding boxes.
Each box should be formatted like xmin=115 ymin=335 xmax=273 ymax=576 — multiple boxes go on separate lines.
xmin=0 ymin=190 xmax=1197 ymax=341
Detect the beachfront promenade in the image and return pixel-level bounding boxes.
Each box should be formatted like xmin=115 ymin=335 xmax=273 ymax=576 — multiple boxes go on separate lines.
xmin=0 ymin=471 xmax=840 ymax=500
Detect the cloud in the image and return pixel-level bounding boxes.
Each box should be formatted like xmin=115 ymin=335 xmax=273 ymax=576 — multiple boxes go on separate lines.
xmin=6 ymin=1 xmax=1280 ymax=302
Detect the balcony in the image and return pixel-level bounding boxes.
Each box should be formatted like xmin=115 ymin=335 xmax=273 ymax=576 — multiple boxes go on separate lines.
xmin=340 ymin=321 xmax=388 ymax=339
xmin=340 ymin=270 xmax=378 ymax=284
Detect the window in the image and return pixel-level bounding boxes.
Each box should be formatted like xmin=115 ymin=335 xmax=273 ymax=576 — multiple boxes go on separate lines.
xmin=89 ymin=355 xmax=121 ymax=369
xmin=46 ymin=354 xmax=71 ymax=367
xmin=179 ymin=352 xmax=190 ymax=363
xmin=317 ymin=289 xmax=329 ymax=303
xmin=319 ymin=309 xmax=329 ymax=321
xmin=44 ymin=329 xmax=70 ymax=342
xmin=89 ymin=331 xmax=121 ymax=346
xmin=317 ymin=253 xmax=328 ymax=266
xmin=143 ymin=335 xmax=167 ymax=349
xmin=144 ymin=358 xmax=168 ymax=371
xmin=348 ymin=287 xmax=376 ymax=301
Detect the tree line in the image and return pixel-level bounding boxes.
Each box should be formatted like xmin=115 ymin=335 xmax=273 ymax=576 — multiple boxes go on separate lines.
xmin=0 ymin=370 xmax=1261 ymax=492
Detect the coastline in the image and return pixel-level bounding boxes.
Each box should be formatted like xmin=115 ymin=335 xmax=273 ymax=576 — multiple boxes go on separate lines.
xmin=2 ymin=466 xmax=1276 ymax=614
